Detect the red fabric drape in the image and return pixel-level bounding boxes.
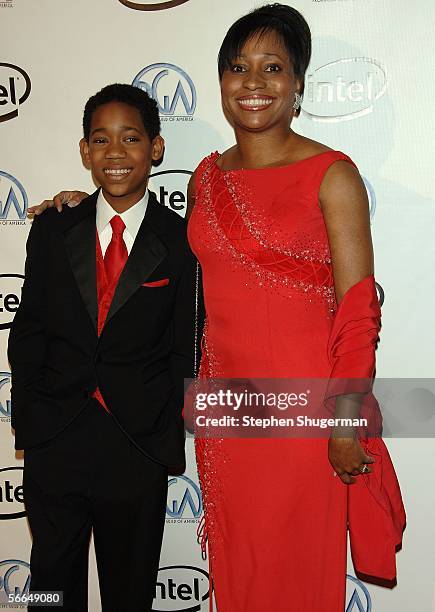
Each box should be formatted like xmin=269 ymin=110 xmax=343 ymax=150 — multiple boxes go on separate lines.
xmin=327 ymin=275 xmax=406 ymax=582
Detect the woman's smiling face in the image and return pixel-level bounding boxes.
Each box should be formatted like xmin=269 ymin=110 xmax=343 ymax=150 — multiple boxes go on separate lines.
xmin=220 ymin=30 xmax=301 ymax=133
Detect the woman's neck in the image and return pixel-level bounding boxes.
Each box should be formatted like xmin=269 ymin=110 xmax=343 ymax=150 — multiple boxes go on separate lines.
xmin=229 ymin=127 xmax=300 ymax=170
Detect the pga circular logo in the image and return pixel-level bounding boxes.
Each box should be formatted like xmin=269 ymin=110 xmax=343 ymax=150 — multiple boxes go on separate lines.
xmin=0 ymin=467 xmax=25 ymax=520
xmin=362 ymin=177 xmax=376 ymax=221
xmin=133 ymin=63 xmax=196 ymax=120
xmin=0 ymin=171 xmax=28 ymax=223
xmin=0 ymin=559 xmax=30 ymax=598
xmin=0 ymin=274 xmax=24 ymax=330
xmin=153 ymin=565 xmax=210 ymax=612
xmin=119 ymin=0 xmax=190 ymax=9
xmin=0 ymin=372 xmax=12 ymax=422
xmin=346 ymin=574 xmax=371 ymax=612
xmin=303 ymin=57 xmax=387 ymax=122
xmin=149 ymin=170 xmax=192 ymax=218
xmin=0 ymin=63 xmax=31 ymax=123
xmin=166 ymin=474 xmax=202 ymax=519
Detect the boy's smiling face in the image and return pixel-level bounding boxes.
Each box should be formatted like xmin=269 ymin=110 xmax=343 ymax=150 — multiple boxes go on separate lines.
xmin=80 ymin=101 xmax=164 ymax=213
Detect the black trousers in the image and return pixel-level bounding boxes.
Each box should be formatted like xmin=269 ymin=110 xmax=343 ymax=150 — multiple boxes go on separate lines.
xmin=23 ymin=399 xmax=168 ymax=612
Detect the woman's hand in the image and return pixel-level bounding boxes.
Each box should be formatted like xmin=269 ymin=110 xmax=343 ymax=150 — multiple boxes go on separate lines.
xmin=27 ymin=191 xmax=89 ymax=217
xmin=328 ymin=437 xmax=375 ymax=484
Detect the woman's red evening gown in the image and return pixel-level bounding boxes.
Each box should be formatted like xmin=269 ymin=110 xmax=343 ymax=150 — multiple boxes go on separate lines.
xmin=187 ymin=150 xmax=404 ymax=611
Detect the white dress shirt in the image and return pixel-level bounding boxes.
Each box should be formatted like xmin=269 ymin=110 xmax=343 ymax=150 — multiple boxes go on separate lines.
xmin=96 ymin=190 xmax=150 ymax=256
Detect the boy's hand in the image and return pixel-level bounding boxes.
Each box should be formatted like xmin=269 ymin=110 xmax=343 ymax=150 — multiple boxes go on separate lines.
xmin=27 ymin=190 xmax=89 ymax=217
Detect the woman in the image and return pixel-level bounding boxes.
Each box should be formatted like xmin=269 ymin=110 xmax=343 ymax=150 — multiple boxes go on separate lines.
xmin=31 ymin=5 xmax=404 ymax=610
xmin=186 ymin=4 xmax=404 ymax=611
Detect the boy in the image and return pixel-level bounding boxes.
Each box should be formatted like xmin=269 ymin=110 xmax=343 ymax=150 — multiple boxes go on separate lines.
xmin=8 ymin=84 xmax=197 ymax=611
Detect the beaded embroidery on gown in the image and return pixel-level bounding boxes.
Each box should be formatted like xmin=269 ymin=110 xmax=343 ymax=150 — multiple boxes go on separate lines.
xmin=187 ymin=150 xmax=402 ymax=611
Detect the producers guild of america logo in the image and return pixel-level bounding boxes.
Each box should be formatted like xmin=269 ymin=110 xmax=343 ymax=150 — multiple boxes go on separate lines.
xmin=133 ymin=63 xmax=196 ymax=121
xmin=0 ymin=171 xmax=28 ymax=224
xmin=166 ymin=474 xmax=202 ymax=522
xmin=119 ymin=0 xmax=190 ymax=10
xmin=302 ymin=57 xmax=386 ymax=122
xmin=0 ymin=372 xmax=12 ymax=422
xmin=0 ymin=64 xmax=31 ymax=122
xmin=362 ymin=176 xmax=376 ymax=221
xmin=346 ymin=574 xmax=371 ymax=611
xmin=0 ymin=560 xmax=30 ymax=600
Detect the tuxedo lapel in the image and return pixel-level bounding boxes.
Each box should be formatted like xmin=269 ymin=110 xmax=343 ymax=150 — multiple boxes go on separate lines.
xmin=105 ymin=192 xmax=168 ymax=326
xmin=63 ymin=193 xmax=98 ymax=332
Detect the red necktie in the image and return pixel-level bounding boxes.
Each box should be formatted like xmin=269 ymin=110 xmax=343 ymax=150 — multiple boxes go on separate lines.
xmin=104 ymin=215 xmax=128 ymax=286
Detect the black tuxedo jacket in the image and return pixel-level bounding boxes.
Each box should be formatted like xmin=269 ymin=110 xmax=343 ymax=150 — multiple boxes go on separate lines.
xmin=8 ymin=190 xmax=199 ymax=468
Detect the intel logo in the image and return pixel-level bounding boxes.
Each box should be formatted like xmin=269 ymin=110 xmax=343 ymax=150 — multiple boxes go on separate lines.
xmin=0 ymin=274 xmax=24 ymax=330
xmin=0 ymin=467 xmax=25 ymax=520
xmin=0 ymin=171 xmax=28 ymax=224
xmin=153 ymin=566 xmax=210 ymax=612
xmin=303 ymin=57 xmax=387 ymax=122
xmin=0 ymin=63 xmax=31 ymax=123
xmin=119 ymin=0 xmax=190 ymax=10
xmin=346 ymin=574 xmax=371 ymax=612
xmin=133 ymin=63 xmax=196 ymax=120
xmin=166 ymin=474 xmax=202 ymax=519
xmin=150 ymin=170 xmax=192 ymax=218
xmin=0 ymin=372 xmax=12 ymax=422
xmin=375 ymin=282 xmax=385 ymax=307
xmin=0 ymin=559 xmax=30 ymax=598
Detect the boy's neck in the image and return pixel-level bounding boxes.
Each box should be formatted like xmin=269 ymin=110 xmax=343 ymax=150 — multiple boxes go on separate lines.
xmin=102 ymin=187 xmax=147 ymax=214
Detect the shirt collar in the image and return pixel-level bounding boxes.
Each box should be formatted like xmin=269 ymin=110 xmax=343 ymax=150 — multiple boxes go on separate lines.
xmin=96 ymin=189 xmax=149 ymax=241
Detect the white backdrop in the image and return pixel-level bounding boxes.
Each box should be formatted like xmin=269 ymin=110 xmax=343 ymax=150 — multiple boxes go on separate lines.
xmin=1 ymin=0 xmax=434 ymax=610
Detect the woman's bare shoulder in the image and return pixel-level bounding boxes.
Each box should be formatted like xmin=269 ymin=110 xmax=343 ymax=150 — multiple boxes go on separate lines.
xmin=214 ymin=145 xmax=237 ymax=170
xmin=289 ymin=135 xmax=333 ymax=162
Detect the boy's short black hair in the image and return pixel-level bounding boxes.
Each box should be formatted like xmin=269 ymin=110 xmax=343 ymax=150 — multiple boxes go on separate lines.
xmin=82 ymin=83 xmax=160 ymax=142
xmin=218 ymin=3 xmax=311 ymax=111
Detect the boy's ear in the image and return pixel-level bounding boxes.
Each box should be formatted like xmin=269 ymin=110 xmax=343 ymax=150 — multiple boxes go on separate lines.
xmin=151 ymin=135 xmax=165 ymax=163
xmin=79 ymin=138 xmax=91 ymax=170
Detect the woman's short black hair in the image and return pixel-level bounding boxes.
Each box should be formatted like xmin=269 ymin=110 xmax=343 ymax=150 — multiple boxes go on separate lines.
xmin=218 ymin=3 xmax=311 ymax=109
xmin=82 ymin=83 xmax=160 ymax=142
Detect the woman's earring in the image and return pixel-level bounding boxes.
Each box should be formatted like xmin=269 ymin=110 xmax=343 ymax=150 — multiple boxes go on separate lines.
xmin=293 ymin=92 xmax=302 ymax=111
